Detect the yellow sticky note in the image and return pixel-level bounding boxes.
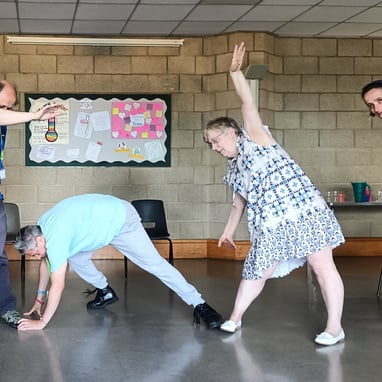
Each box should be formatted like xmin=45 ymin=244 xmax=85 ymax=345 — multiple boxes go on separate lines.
xmin=112 ymin=107 xmax=119 ymax=115
xmin=141 ymin=132 xmax=149 ymax=138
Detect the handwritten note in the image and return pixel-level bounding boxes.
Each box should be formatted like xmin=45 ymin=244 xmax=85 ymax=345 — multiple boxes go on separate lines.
xmin=74 ymin=112 xmax=92 ymax=139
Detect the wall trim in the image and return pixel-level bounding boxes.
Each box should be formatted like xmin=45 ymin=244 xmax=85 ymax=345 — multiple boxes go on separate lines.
xmin=332 ymin=238 xmax=382 ymax=257
xmin=6 ymin=237 xmax=381 ymax=262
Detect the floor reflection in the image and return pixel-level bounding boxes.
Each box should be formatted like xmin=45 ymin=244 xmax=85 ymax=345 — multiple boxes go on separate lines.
xmin=17 ymin=330 xmax=65 ymax=382
xmin=2 ymin=257 xmax=381 ymax=382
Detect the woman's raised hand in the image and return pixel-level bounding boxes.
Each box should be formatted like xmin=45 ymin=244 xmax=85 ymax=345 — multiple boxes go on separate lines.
xmin=230 ymin=42 xmax=246 ymax=72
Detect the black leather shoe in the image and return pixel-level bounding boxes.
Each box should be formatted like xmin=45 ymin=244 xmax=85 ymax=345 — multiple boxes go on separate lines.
xmin=86 ymin=285 xmax=119 ymax=310
xmin=193 ymin=302 xmax=224 ymax=330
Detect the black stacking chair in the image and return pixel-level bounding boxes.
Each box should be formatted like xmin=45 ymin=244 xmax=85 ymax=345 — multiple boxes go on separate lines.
xmin=4 ymin=202 xmax=23 ymax=281
xmin=124 ymin=199 xmax=174 ymax=279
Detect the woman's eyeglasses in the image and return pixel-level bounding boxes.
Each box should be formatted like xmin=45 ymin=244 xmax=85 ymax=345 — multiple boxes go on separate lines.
xmin=208 ymin=130 xmax=227 ymax=146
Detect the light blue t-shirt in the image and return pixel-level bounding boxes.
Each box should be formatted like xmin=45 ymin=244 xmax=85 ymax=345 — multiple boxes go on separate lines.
xmin=38 ymin=194 xmax=126 ymax=272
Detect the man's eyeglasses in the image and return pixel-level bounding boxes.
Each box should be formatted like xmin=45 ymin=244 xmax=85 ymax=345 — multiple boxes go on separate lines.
xmin=0 ymin=105 xmax=13 ymax=111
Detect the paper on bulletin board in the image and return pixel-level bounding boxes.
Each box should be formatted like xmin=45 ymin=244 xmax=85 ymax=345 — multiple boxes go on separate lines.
xmin=29 ymin=99 xmax=70 ymax=145
xmin=25 ymin=94 xmax=171 ymax=166
xmin=111 ymin=100 xmax=165 ymax=140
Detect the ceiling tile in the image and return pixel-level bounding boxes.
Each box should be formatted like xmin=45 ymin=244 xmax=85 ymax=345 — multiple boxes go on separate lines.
xmin=19 ymin=20 xmax=73 ymax=34
xmin=201 ymin=0 xmax=259 ymax=4
xmin=347 ymin=8 xmax=382 ymax=23
xmin=141 ymin=0 xmax=198 ymax=3
xmin=21 ymin=0 xmax=76 ymax=3
xmin=1 ymin=1 xmax=382 ymax=38
xmin=76 ymin=4 xmax=136 ymax=20
xmin=0 ymin=2 xmax=17 ymax=18
xmin=18 ymin=3 xmax=76 ymax=19
xmin=319 ymin=22 xmax=382 ymax=37
xmin=320 ymin=0 xmax=378 ymax=5
xmin=295 ymin=6 xmax=367 ymax=22
xmin=0 ymin=19 xmax=20 ymax=34
xmin=259 ymin=0 xmax=319 ymax=4
xmin=78 ymin=0 xmax=137 ymax=3
xmin=173 ymin=21 xmax=232 ymax=35
xmin=186 ymin=5 xmax=253 ymax=21
xmin=131 ymin=5 xmax=195 ymax=21
xmin=366 ymin=28 xmax=382 ymax=37
xmin=72 ymin=20 xmax=126 ymax=34
xmin=275 ymin=22 xmax=336 ymax=36
xmin=225 ymin=21 xmax=285 ymax=33
xmin=122 ymin=21 xmax=179 ymax=35
xmin=18 ymin=0 xmax=77 ymax=5
xmin=242 ymin=5 xmax=312 ymax=21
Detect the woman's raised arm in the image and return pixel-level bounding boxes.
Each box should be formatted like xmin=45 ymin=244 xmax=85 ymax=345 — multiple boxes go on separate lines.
xmin=229 ymin=42 xmax=273 ymax=145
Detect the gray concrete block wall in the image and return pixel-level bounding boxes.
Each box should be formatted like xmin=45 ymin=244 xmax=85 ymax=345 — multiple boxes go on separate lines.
xmin=1 ymin=32 xmax=381 ymax=239
xmin=270 ymin=36 xmax=382 ymax=237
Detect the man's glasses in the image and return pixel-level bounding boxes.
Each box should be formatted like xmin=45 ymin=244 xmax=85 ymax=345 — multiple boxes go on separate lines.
xmin=0 ymin=105 xmax=13 ymax=111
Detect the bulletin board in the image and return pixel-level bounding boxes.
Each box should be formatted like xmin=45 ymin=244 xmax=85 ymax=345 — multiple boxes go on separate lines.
xmin=25 ymin=93 xmax=171 ymax=167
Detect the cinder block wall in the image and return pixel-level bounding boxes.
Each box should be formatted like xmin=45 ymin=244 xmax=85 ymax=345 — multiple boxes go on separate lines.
xmin=1 ymin=32 xmax=381 ymax=239
xmin=269 ymin=36 xmax=382 ymax=237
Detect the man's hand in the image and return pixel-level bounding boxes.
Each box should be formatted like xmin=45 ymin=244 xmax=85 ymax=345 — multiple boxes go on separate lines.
xmin=33 ymin=103 xmax=67 ymax=121
xmin=18 ymin=318 xmax=46 ymax=331
xmin=24 ymin=301 xmax=43 ymax=317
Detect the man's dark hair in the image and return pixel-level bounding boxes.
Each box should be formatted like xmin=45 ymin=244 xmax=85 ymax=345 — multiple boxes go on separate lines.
xmin=361 ymin=80 xmax=382 ymax=98
xmin=361 ymin=80 xmax=382 ymax=117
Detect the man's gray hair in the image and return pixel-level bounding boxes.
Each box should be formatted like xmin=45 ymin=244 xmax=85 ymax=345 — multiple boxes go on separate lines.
xmin=14 ymin=225 xmax=43 ymax=254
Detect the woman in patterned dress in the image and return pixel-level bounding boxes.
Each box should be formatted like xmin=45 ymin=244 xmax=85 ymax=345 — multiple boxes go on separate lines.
xmin=203 ymin=42 xmax=345 ymax=346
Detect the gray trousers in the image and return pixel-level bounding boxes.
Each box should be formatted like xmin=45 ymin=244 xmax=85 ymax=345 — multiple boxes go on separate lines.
xmin=68 ymin=201 xmax=204 ymax=307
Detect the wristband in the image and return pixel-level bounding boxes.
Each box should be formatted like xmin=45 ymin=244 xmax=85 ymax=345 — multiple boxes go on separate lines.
xmin=35 ymin=298 xmax=44 ymax=305
xmin=37 ymin=289 xmax=47 ymax=295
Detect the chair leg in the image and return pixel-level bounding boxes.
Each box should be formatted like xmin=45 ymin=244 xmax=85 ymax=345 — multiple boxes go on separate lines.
xmin=124 ymin=256 xmax=128 ymax=279
xmin=377 ymin=267 xmax=382 ymax=297
xmin=21 ymin=256 xmax=25 ymax=282
xmin=168 ymin=239 xmax=174 ymax=265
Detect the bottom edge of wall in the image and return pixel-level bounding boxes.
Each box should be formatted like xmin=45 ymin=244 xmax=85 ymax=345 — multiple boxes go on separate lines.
xmin=6 ymin=237 xmax=382 ymax=262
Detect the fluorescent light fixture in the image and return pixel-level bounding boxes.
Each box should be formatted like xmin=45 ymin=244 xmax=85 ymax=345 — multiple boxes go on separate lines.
xmin=6 ymin=36 xmax=184 ymax=47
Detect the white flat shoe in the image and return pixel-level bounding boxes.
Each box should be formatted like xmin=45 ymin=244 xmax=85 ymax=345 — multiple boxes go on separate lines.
xmin=315 ymin=329 xmax=345 ymax=346
xmin=220 ymin=320 xmax=242 ymax=333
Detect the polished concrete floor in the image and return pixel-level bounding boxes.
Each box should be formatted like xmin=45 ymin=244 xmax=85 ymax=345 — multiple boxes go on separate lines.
xmin=1 ymin=257 xmax=381 ymax=382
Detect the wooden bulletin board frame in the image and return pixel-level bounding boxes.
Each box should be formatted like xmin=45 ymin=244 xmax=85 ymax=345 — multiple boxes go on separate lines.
xmin=25 ymin=93 xmax=171 ymax=167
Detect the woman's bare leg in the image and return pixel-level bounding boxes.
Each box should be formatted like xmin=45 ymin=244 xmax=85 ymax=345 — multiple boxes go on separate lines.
xmin=228 ymin=261 xmax=279 ymax=323
xmin=308 ymin=246 xmax=344 ymax=336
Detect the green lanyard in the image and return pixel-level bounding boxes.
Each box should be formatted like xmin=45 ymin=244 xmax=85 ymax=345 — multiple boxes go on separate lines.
xmin=45 ymin=256 xmax=51 ymax=274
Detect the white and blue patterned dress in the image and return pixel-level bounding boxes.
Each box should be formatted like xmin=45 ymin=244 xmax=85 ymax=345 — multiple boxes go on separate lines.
xmin=224 ymin=131 xmax=344 ymax=280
